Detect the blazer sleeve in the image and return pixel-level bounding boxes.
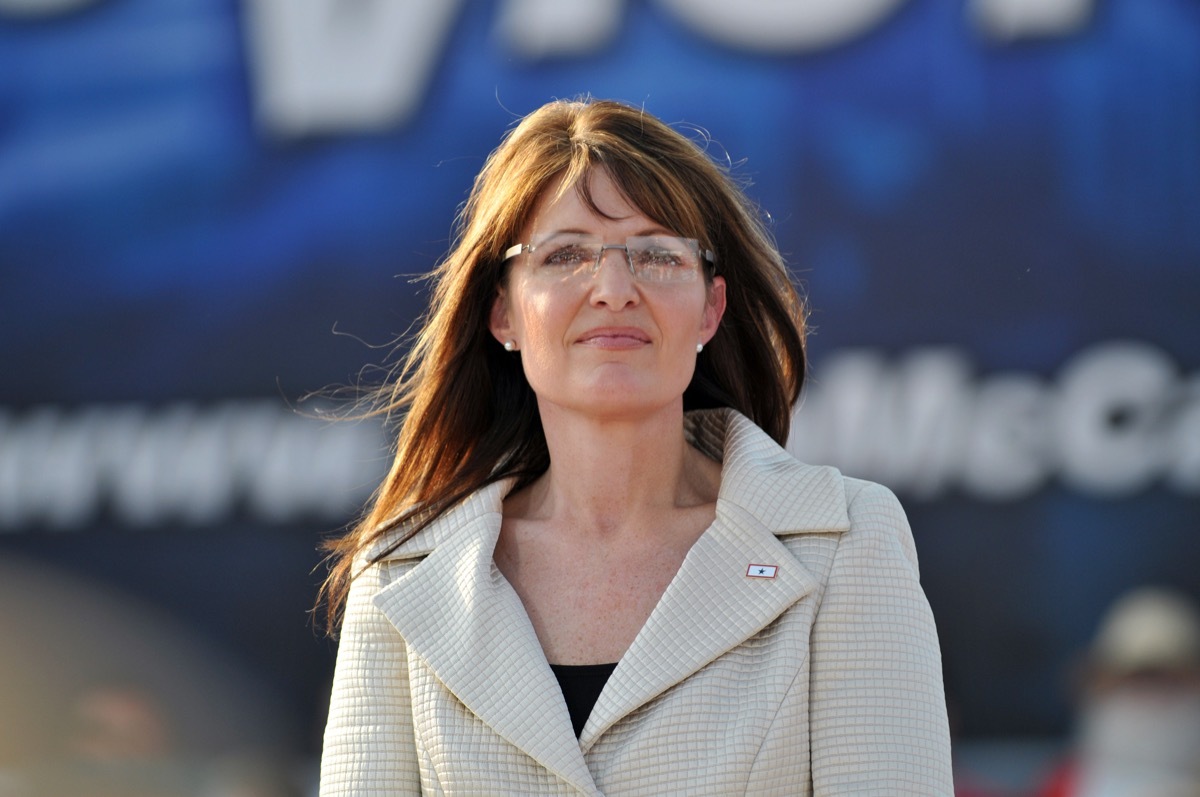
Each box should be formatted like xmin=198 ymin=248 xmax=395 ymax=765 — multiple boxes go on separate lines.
xmin=808 ymin=480 xmax=954 ymax=796
xmin=320 ymin=561 xmax=421 ymax=796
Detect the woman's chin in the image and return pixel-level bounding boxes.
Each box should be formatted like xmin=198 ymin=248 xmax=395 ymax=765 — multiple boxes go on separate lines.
xmin=540 ymin=386 xmax=685 ymax=423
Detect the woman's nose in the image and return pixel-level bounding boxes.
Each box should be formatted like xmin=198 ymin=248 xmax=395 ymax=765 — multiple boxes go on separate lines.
xmin=588 ymin=247 xmax=639 ymax=307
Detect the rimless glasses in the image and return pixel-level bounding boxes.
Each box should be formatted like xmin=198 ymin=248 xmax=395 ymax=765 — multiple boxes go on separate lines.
xmin=504 ymin=234 xmax=716 ymax=284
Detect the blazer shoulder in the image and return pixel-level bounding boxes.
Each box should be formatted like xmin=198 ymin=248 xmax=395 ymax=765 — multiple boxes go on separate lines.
xmin=838 ymin=477 xmax=920 ymax=573
xmin=841 ymin=475 xmax=903 ymax=511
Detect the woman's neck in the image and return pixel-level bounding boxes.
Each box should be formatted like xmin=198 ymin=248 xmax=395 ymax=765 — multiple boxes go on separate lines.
xmin=513 ymin=403 xmax=720 ymax=540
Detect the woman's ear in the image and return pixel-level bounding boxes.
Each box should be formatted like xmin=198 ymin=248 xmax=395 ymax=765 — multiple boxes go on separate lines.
xmin=488 ymin=289 xmax=513 ymax=345
xmin=701 ymin=276 xmax=727 ymax=343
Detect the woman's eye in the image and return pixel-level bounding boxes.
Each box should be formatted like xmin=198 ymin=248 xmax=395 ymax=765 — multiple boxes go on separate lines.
xmin=637 ymin=250 xmax=685 ymax=268
xmin=541 ymin=245 xmax=592 ymax=267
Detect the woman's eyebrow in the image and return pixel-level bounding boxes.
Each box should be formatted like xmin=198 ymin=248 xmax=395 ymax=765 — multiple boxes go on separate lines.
xmin=535 ymin=228 xmax=592 ymax=239
xmin=534 ymin=226 xmax=677 ymax=241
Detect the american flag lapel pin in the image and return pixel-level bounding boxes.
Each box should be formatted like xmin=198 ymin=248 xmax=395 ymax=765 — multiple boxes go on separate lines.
xmin=746 ymin=563 xmax=778 ymax=579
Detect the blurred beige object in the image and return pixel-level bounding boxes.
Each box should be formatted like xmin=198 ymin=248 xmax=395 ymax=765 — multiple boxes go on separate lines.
xmin=1067 ymin=587 xmax=1200 ymax=797
xmin=1090 ymin=587 xmax=1200 ymax=676
xmin=0 ymin=555 xmax=294 ymax=769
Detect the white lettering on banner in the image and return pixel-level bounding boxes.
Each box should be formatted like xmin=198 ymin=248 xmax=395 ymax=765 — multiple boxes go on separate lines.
xmin=244 ymin=0 xmax=465 ymax=135
xmin=969 ymin=0 xmax=1096 ymax=41
xmin=1168 ymin=376 xmax=1200 ymax=492
xmin=959 ymin=374 xmax=1050 ymax=500
xmin=658 ymin=0 xmax=908 ymax=53
xmin=242 ymin=0 xmax=1098 ymax=137
xmin=1055 ymin=342 xmax=1175 ymax=496
xmin=0 ymin=401 xmax=384 ymax=531
xmin=1 ymin=340 xmax=1193 ymax=533
xmin=496 ymin=0 xmax=625 ymax=60
xmin=789 ymin=340 xmax=1200 ymax=502
xmin=795 ymin=349 xmax=971 ymax=499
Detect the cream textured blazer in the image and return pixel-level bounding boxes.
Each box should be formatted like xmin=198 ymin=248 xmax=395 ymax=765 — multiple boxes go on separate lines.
xmin=320 ymin=409 xmax=953 ymax=795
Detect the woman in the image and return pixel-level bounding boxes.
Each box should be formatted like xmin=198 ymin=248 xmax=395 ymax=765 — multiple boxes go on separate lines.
xmin=319 ymin=98 xmax=952 ymax=795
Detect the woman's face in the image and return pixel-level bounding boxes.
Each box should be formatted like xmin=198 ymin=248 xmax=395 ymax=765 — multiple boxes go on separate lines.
xmin=489 ymin=169 xmax=726 ymax=423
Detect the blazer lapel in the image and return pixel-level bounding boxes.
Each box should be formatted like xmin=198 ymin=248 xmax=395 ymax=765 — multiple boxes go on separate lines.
xmin=372 ymin=482 xmax=599 ymax=796
xmin=580 ymin=503 xmax=817 ymax=747
xmin=581 ymin=409 xmax=851 ymax=748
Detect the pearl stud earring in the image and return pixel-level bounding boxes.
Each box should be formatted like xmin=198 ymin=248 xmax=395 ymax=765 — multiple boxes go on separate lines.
xmin=503 ymin=340 xmax=515 ymax=352
xmin=696 ymin=343 xmax=704 ymax=353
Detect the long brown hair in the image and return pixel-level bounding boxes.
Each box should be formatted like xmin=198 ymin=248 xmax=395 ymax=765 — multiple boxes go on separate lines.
xmin=319 ymin=98 xmax=807 ymax=632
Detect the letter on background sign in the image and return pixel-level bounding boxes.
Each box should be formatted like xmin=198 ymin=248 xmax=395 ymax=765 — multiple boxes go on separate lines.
xmin=1056 ymin=341 xmax=1175 ymax=496
xmin=496 ymin=0 xmax=625 ymax=59
xmin=244 ymin=0 xmax=464 ymax=136
xmin=1168 ymin=376 xmax=1200 ymax=492
xmin=961 ymin=375 xmax=1049 ymax=500
xmin=969 ymin=0 xmax=1095 ymax=40
xmin=656 ymin=0 xmax=910 ymax=52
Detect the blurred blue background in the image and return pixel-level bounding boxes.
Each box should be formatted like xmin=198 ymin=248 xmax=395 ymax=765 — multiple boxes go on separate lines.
xmin=2 ymin=0 xmax=1198 ymax=793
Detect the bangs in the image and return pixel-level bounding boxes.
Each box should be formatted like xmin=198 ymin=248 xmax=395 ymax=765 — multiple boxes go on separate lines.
xmin=567 ymin=158 xmax=710 ymax=250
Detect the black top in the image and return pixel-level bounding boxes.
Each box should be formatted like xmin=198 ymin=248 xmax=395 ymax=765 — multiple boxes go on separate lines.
xmin=549 ymin=662 xmax=618 ymax=738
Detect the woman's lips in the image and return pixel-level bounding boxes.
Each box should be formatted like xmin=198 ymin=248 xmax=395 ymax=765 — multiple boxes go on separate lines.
xmin=576 ymin=328 xmax=651 ymax=348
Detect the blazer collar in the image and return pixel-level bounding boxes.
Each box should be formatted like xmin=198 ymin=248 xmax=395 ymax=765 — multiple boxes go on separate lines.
xmin=687 ymin=408 xmax=851 ymax=536
xmin=369 ymin=409 xmax=850 ymax=788
xmin=580 ymin=410 xmax=850 ymax=746
xmin=372 ymin=483 xmax=601 ymax=794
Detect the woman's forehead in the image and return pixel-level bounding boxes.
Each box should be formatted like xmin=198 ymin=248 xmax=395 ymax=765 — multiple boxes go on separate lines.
xmin=523 ymin=169 xmax=661 ymax=237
